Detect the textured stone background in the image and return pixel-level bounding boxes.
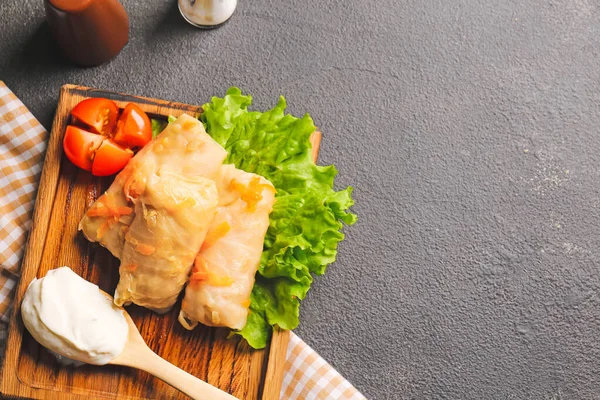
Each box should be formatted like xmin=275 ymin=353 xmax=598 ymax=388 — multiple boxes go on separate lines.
xmin=3 ymin=0 xmax=600 ymax=399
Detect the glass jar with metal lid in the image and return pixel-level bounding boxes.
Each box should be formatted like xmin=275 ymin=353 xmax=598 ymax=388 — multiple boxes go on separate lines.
xmin=178 ymin=0 xmax=238 ymax=29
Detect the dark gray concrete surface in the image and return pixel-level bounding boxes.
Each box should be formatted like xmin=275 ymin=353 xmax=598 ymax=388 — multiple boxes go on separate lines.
xmin=2 ymin=0 xmax=600 ymax=398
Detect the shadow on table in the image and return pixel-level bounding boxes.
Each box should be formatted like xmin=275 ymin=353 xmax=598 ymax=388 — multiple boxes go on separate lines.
xmin=151 ymin=0 xmax=201 ymax=39
xmin=3 ymin=21 xmax=79 ymax=127
xmin=8 ymin=21 xmax=75 ymax=73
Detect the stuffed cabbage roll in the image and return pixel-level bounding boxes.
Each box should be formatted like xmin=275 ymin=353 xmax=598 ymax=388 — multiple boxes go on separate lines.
xmin=79 ymin=114 xmax=227 ymax=258
xmin=115 ymin=172 xmax=218 ymax=312
xmin=79 ymin=114 xmax=227 ymax=312
xmin=178 ymin=164 xmax=276 ymax=330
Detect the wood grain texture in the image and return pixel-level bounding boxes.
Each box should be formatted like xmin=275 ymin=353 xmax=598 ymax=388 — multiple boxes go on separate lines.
xmin=0 ymin=84 xmax=321 ymax=400
xmin=109 ymin=296 xmax=237 ymax=400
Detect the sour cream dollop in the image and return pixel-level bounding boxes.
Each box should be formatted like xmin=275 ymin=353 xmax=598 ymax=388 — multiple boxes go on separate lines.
xmin=21 ymin=267 xmax=128 ymax=365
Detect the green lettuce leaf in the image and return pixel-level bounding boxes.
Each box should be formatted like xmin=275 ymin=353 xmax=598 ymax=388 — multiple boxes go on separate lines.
xmin=151 ymin=118 xmax=167 ymax=138
xmin=202 ymin=87 xmax=357 ymax=349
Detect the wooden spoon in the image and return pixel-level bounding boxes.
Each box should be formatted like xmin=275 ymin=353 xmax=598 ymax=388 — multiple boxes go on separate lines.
xmin=104 ymin=292 xmax=239 ymax=400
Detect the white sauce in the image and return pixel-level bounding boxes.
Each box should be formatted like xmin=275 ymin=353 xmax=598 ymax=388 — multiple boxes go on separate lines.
xmin=21 ymin=267 xmax=128 ymax=366
xmin=178 ymin=0 xmax=237 ymax=27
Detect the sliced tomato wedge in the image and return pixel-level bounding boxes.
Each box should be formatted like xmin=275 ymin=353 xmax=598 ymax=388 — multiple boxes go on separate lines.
xmin=63 ymin=126 xmax=104 ymax=171
xmin=71 ymin=98 xmax=119 ymax=136
xmin=113 ymin=103 xmax=152 ymax=148
xmin=65 ymin=98 xmax=153 ymax=176
xmin=91 ymin=140 xmax=134 ymax=176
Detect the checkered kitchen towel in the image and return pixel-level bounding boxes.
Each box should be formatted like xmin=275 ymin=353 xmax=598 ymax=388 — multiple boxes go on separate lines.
xmin=282 ymin=334 xmax=365 ymax=399
xmin=0 ymin=82 xmax=47 ymax=323
xmin=0 ymin=81 xmax=365 ymax=400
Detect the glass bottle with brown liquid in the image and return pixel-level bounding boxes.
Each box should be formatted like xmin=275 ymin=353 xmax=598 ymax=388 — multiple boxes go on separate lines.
xmin=45 ymin=0 xmax=129 ymax=67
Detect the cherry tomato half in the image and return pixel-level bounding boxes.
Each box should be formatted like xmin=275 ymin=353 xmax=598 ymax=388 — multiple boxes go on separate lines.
xmin=63 ymin=125 xmax=133 ymax=176
xmin=63 ymin=126 xmax=103 ymax=171
xmin=113 ymin=103 xmax=152 ymax=148
xmin=92 ymin=140 xmax=134 ymax=176
xmin=71 ymin=98 xmax=120 ymax=136
xmin=65 ymin=98 xmax=153 ymax=176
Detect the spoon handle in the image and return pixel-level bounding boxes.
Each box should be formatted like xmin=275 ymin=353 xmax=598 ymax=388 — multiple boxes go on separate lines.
xmin=120 ymin=343 xmax=238 ymax=400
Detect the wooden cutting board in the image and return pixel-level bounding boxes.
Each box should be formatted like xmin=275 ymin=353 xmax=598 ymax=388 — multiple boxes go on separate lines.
xmin=0 ymin=84 xmax=321 ymax=400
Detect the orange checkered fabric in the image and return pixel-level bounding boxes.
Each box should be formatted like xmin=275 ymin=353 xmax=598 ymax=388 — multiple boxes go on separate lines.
xmin=0 ymin=82 xmax=365 ymax=399
xmin=0 ymin=81 xmax=47 ymax=321
xmin=282 ymin=334 xmax=366 ymax=399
